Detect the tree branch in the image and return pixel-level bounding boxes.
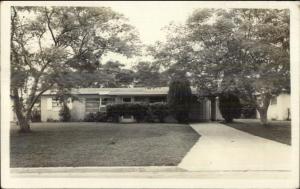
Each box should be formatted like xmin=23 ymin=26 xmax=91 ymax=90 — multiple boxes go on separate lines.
xmin=26 ymin=82 xmax=55 ymax=116
xmin=45 ymin=8 xmax=57 ymax=46
xmin=78 ymin=32 xmax=88 ymax=54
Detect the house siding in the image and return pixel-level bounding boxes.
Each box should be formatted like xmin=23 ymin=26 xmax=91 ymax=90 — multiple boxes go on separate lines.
xmin=256 ymin=93 xmax=291 ymax=121
xmin=70 ymin=98 xmax=85 ymax=121
xmin=215 ymin=98 xmax=223 ymax=120
xmin=40 ymin=88 xmax=219 ymax=122
xmin=41 ymin=96 xmax=60 ymax=121
xmin=267 ymin=93 xmax=290 ymax=120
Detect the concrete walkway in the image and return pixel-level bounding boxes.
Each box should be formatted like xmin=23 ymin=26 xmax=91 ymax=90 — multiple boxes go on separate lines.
xmin=179 ymin=123 xmax=292 ymax=171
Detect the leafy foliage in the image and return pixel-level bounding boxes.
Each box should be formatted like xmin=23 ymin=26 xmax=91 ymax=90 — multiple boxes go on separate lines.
xmin=30 ymin=108 xmax=41 ymax=122
xmin=100 ymin=61 xmax=135 ymax=87
xmin=240 ymin=102 xmax=257 ymax=118
xmin=84 ymin=112 xmax=108 ymax=122
xmin=167 ymin=76 xmax=192 ymax=123
xmin=153 ymin=8 xmax=289 ymax=125
xmin=10 ymin=6 xmax=140 ymax=131
xmin=133 ymin=61 xmax=169 ymax=87
xmin=106 ymin=102 xmax=149 ymax=122
xmin=106 ymin=102 xmax=170 ymax=123
xmin=218 ymin=93 xmax=242 ymax=122
xmin=149 ymin=102 xmax=169 ymax=123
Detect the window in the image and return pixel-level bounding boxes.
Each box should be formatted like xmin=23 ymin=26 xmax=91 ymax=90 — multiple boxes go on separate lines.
xmin=85 ymin=98 xmax=100 ymax=113
xmin=101 ymin=97 xmax=115 ymax=106
xmin=52 ymin=98 xmax=62 ymax=108
xmin=122 ymin=97 xmax=132 ymax=103
xmin=99 ymin=106 xmax=106 ymax=112
xmin=270 ymin=96 xmax=277 ymax=105
xmin=134 ymin=96 xmax=147 ymax=102
xmin=149 ymin=96 xmax=166 ymax=103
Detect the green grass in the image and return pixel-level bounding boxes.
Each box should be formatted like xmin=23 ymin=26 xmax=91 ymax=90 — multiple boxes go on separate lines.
xmin=224 ymin=119 xmax=291 ymax=145
xmin=10 ymin=122 xmax=199 ymax=168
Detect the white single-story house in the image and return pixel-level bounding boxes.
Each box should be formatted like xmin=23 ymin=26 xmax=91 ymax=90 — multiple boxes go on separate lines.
xmin=10 ymin=88 xmax=290 ymax=123
xmin=40 ymin=87 xmax=223 ymax=122
xmin=256 ymin=93 xmax=291 ymax=121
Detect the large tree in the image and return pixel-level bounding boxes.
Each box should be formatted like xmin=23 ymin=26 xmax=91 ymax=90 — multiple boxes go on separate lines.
xmin=133 ymin=61 xmax=168 ymax=87
xmin=97 ymin=60 xmax=135 ymax=88
xmin=11 ymin=6 xmax=140 ymax=132
xmin=153 ymin=8 xmax=290 ymax=126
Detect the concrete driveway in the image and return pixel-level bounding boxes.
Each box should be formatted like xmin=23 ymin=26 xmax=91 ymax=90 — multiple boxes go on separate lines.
xmin=179 ymin=123 xmax=292 ymax=171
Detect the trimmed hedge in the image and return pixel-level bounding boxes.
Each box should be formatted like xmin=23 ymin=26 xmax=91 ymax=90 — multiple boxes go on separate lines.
xmin=84 ymin=112 xmax=108 ymax=122
xmin=106 ymin=102 xmax=169 ymax=123
xmin=106 ymin=102 xmax=148 ymax=122
xmin=149 ymin=102 xmax=169 ymax=123
xmin=83 ymin=102 xmax=171 ymax=123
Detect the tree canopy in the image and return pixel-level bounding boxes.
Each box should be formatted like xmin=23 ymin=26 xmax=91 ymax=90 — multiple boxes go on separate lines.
xmin=152 ymin=8 xmax=290 ymax=125
xmin=11 ymin=6 xmax=140 ymax=131
xmin=133 ymin=61 xmax=169 ymax=87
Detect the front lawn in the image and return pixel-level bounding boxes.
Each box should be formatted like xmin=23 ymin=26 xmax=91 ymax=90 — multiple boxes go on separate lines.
xmin=10 ymin=122 xmax=199 ymax=167
xmin=224 ymin=119 xmax=291 ymax=145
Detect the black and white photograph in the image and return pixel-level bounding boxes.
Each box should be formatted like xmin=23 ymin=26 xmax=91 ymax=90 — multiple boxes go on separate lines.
xmin=1 ymin=1 xmax=299 ymax=188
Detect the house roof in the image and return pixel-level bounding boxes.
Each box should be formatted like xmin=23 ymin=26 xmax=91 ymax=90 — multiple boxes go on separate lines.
xmin=43 ymin=87 xmax=198 ymax=96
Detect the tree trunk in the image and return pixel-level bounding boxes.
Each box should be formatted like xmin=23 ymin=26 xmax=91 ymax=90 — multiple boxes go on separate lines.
xmin=14 ymin=106 xmax=31 ymax=133
xmin=256 ymin=93 xmax=271 ymax=127
xmin=258 ymin=108 xmax=268 ymax=127
xmin=12 ymin=88 xmax=31 ymax=133
xmin=210 ymin=97 xmax=216 ymax=121
xmin=18 ymin=116 xmax=31 ymax=133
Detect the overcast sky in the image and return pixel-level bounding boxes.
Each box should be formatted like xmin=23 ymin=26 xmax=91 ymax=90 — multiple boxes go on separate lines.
xmin=96 ymin=1 xmax=205 ymax=68
xmin=98 ymin=1 xmax=202 ymax=45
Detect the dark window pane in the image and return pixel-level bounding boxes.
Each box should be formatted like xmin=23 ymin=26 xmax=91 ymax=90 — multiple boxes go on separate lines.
xmin=149 ymin=96 xmax=166 ymax=103
xmin=123 ymin=97 xmax=132 ymax=103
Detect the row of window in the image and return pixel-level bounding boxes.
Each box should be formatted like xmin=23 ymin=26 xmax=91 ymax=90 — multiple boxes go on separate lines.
xmin=50 ymin=96 xmax=166 ymax=112
xmin=85 ymin=96 xmax=166 ymax=113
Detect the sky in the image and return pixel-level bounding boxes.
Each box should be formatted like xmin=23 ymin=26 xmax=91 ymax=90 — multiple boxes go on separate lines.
xmin=96 ymin=2 xmax=203 ymax=68
xmin=97 ymin=1 xmax=201 ymax=45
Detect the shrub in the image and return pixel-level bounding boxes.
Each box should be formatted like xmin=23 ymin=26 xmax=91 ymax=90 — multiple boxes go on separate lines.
xmin=106 ymin=103 xmax=122 ymax=122
xmin=46 ymin=118 xmax=59 ymax=122
xmin=106 ymin=102 xmax=149 ymax=122
xmin=218 ymin=93 xmax=242 ymax=123
xmin=241 ymin=104 xmax=256 ymax=118
xmin=95 ymin=112 xmax=108 ymax=122
xmin=31 ymin=109 xmax=41 ymax=122
xmin=59 ymin=104 xmax=71 ymax=122
xmin=131 ymin=103 xmax=148 ymax=122
xmin=145 ymin=110 xmax=156 ymax=123
xmin=167 ymin=76 xmax=192 ymax=123
xmin=84 ymin=113 xmax=96 ymax=122
xmin=149 ymin=102 xmax=169 ymax=123
xmin=84 ymin=112 xmax=107 ymax=122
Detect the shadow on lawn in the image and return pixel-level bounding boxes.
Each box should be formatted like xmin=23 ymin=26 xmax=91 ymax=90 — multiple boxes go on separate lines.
xmin=10 ymin=123 xmax=199 ymax=168
xmin=223 ymin=120 xmax=291 ymax=145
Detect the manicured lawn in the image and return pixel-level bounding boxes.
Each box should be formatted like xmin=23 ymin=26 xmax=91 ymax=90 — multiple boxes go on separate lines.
xmin=224 ymin=119 xmax=291 ymax=145
xmin=10 ymin=122 xmax=199 ymax=168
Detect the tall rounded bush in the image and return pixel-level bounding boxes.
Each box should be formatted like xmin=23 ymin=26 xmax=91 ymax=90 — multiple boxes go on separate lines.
xmin=167 ymin=76 xmax=192 ymax=123
xmin=218 ymin=93 xmax=242 ymax=123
